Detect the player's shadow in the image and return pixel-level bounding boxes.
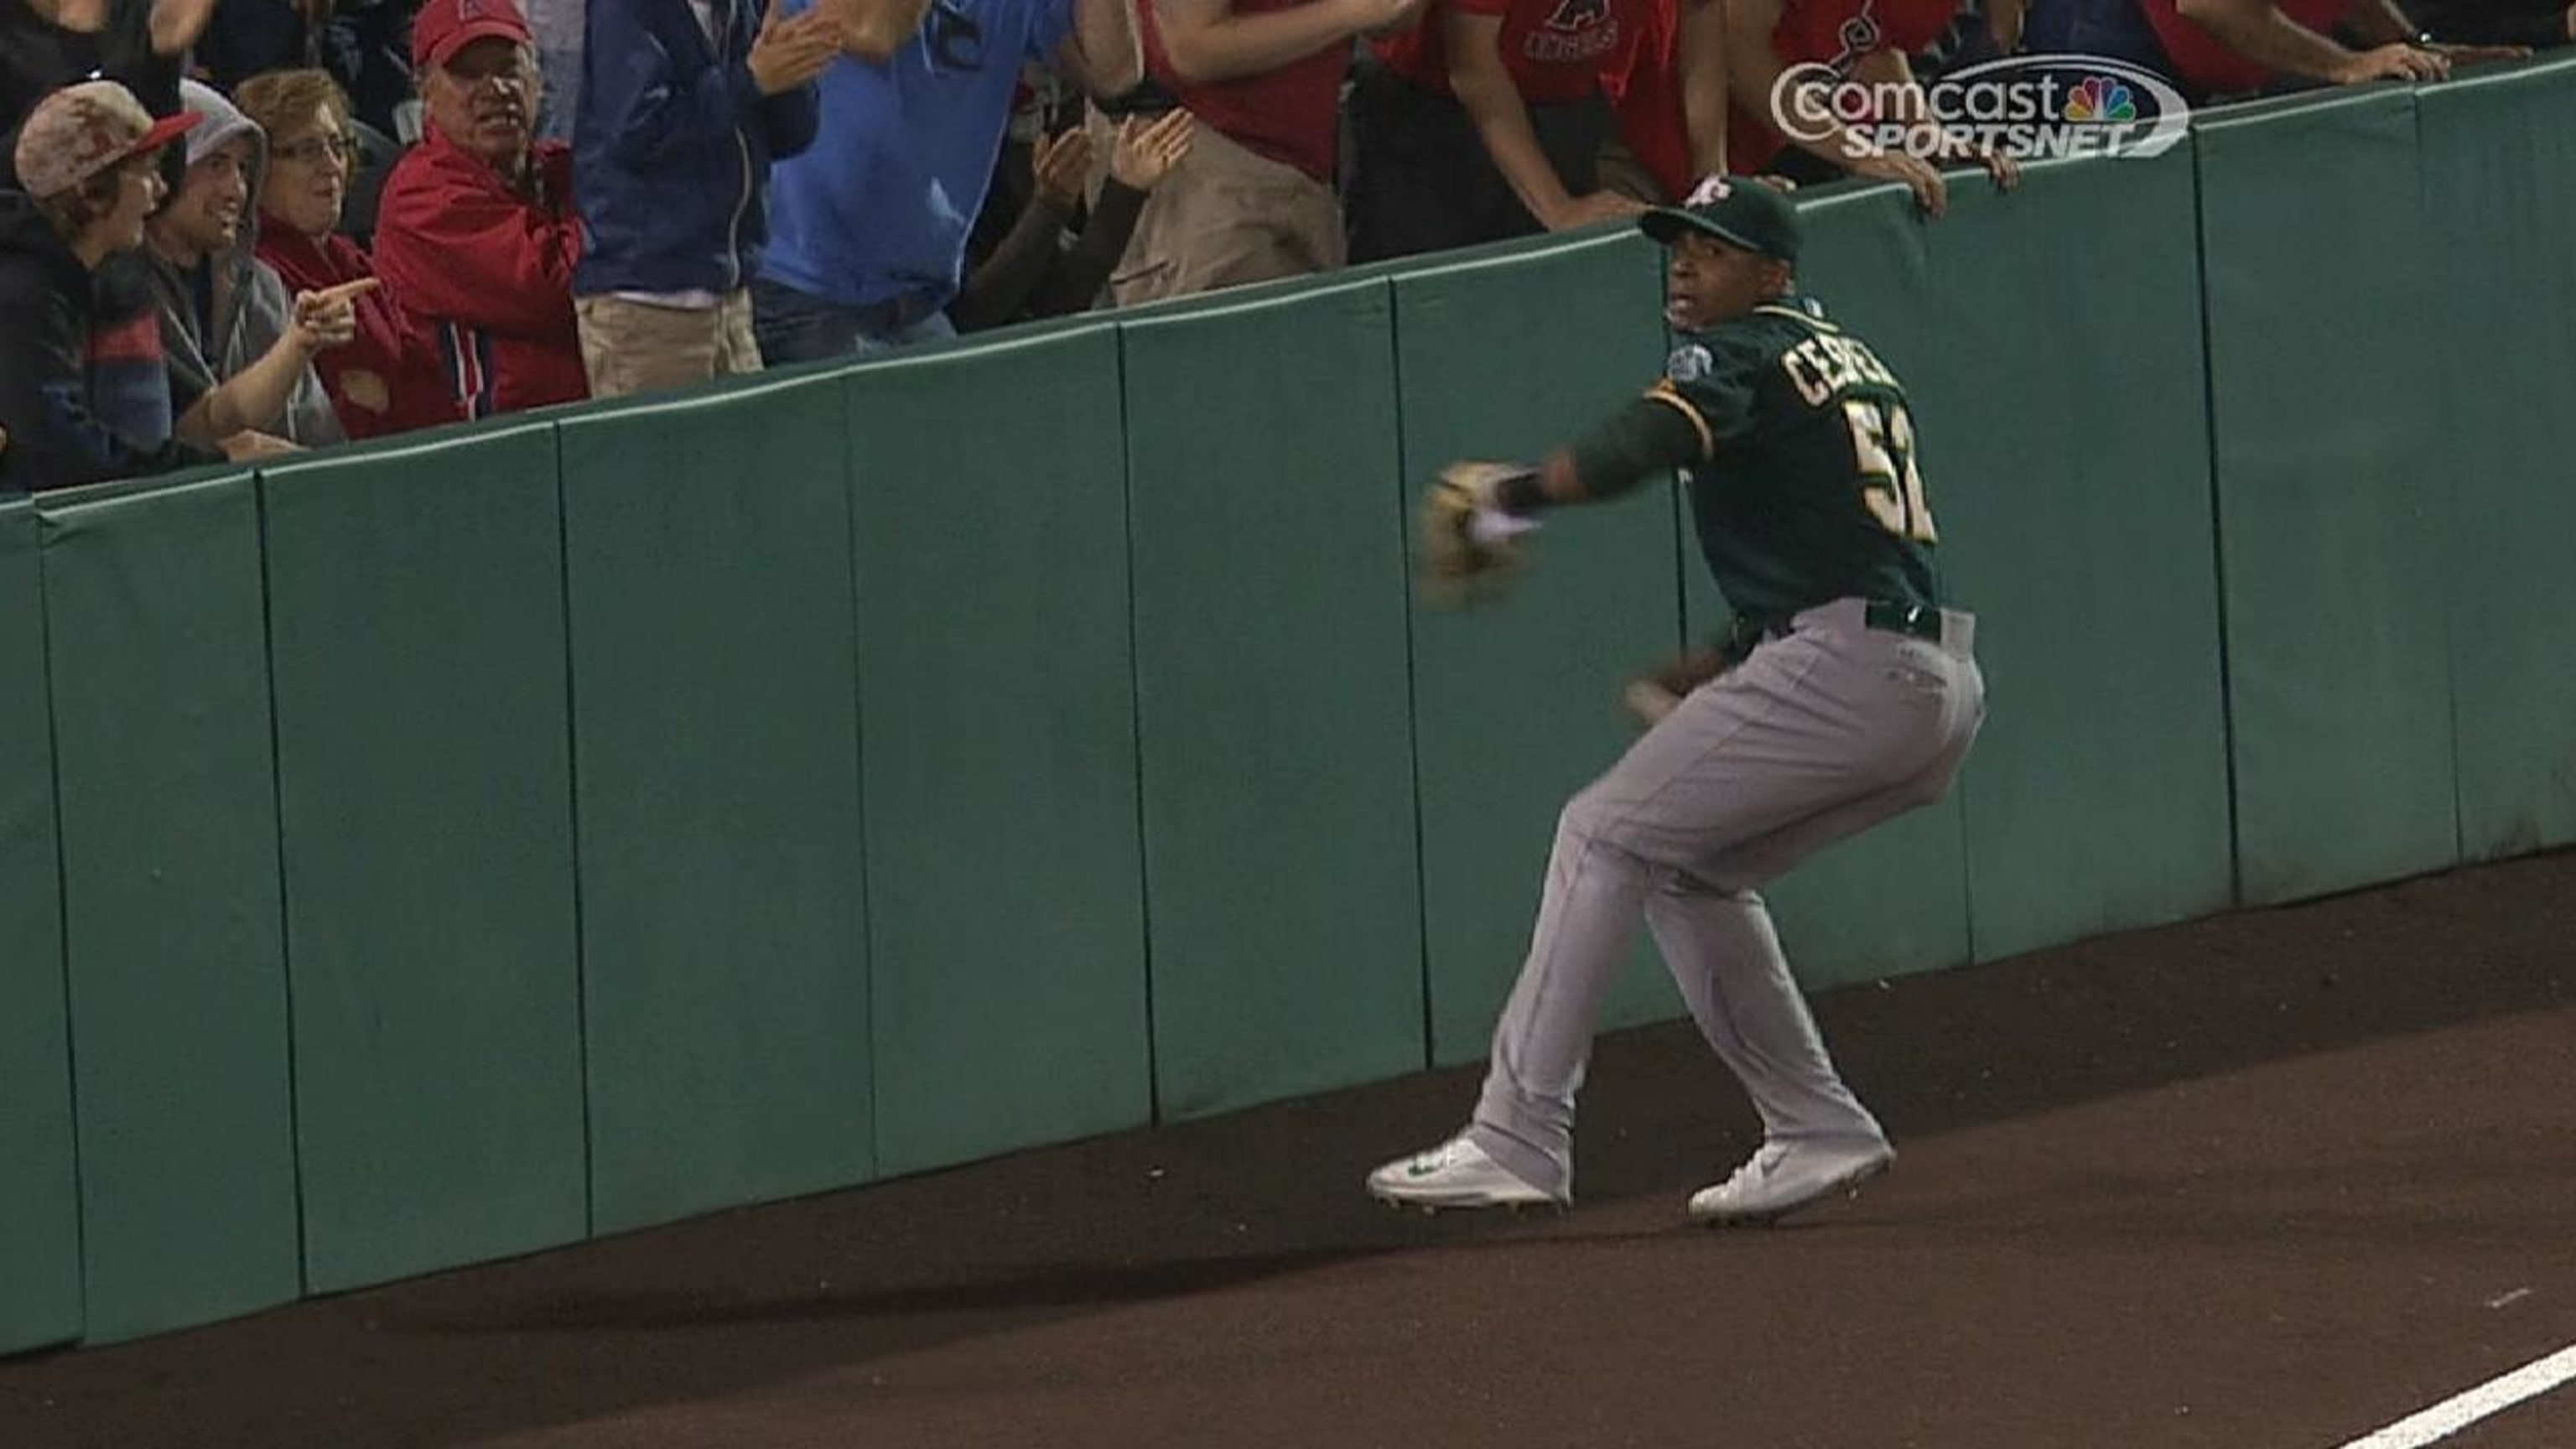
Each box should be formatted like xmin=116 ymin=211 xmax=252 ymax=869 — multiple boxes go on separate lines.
xmin=429 ymin=1244 xmax=1402 ymax=1333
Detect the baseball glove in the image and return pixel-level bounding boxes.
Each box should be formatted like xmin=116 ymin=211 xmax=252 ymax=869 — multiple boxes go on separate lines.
xmin=1417 ymin=460 xmax=1542 ymax=609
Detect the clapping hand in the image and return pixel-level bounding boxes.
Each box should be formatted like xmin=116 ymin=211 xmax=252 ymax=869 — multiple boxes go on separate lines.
xmin=1109 ymin=109 xmax=1196 ymax=192
xmin=1031 ymin=126 xmax=1093 ymax=210
xmin=750 ymin=0 xmax=844 ymax=94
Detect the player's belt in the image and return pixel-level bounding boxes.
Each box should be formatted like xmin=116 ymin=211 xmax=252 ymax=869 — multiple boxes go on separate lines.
xmin=1722 ymin=599 xmax=1948 ymax=661
xmin=1862 ymin=600 xmax=1945 ymax=641
xmin=1719 ymin=613 xmax=1795 ymax=661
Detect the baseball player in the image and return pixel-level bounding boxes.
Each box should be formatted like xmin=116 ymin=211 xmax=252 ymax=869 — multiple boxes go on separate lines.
xmin=1371 ymin=174 xmax=1986 ymax=1225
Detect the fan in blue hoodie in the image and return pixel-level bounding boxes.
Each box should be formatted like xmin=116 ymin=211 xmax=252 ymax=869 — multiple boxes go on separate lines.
xmin=569 ymin=0 xmax=843 ymax=397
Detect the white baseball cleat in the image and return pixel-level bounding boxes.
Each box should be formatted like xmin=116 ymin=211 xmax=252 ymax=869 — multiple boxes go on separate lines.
xmin=1688 ymin=1137 xmax=1893 ymax=1226
xmin=1367 ymin=1134 xmax=1565 ymax=1211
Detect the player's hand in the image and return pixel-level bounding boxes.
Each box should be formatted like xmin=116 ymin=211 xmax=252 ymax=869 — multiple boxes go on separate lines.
xmin=2332 ymin=41 xmax=2448 ymax=83
xmin=1547 ymin=190 xmax=1649 ymax=231
xmin=1847 ymin=150 xmax=1948 ymax=219
xmin=289 ymin=277 xmax=376 ymax=351
xmin=1109 ymin=109 xmax=1194 ymax=191
xmin=1621 ymin=647 xmax=1729 ymax=729
xmin=750 ymin=0 xmax=844 ymax=93
xmin=1030 ymin=126 xmax=1092 ymax=210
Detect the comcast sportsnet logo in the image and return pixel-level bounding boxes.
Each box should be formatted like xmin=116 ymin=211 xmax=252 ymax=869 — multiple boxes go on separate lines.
xmin=1769 ymin=55 xmax=2189 ymax=161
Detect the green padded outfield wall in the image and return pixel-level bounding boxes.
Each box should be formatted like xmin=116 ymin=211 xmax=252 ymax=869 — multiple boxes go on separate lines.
xmin=0 ymin=498 xmax=78 ymax=1355
xmin=37 ymin=475 xmax=302 ymax=1343
xmin=18 ymin=65 xmax=2576 ymax=1346
xmin=2418 ymin=59 xmax=2576 ymax=859
xmin=558 ymin=375 xmax=874 ymax=1233
xmin=1121 ymin=281 xmax=1427 ymax=1118
xmin=1390 ymin=232 xmax=1687 ymax=1065
xmin=262 ymin=429 xmax=587 ymax=1291
xmin=1796 ymin=152 xmax=2236 ymax=963
xmin=844 ymin=327 xmax=1152 ymax=1176
xmin=2194 ymin=91 xmax=2459 ymax=905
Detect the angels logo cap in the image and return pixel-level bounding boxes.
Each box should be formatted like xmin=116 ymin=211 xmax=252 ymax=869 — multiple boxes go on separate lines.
xmin=412 ymin=0 xmax=534 ymax=72
xmin=11 ymin=80 xmax=201 ymax=201
xmin=1639 ymin=174 xmax=1803 ymax=264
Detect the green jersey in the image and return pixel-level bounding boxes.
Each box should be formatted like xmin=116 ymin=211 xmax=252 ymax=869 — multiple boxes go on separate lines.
xmin=1649 ymin=296 xmax=1941 ymax=622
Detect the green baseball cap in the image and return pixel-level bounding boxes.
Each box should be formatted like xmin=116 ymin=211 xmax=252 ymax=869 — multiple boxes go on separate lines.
xmin=1639 ymin=174 xmax=1803 ymax=264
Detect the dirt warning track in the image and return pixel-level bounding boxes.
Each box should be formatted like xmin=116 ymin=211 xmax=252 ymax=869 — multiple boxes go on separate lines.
xmin=3 ymin=851 xmax=2571 ymax=1449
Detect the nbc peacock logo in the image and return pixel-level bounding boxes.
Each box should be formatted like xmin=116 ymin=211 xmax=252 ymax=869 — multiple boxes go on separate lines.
xmin=2063 ymin=75 xmax=2139 ymax=123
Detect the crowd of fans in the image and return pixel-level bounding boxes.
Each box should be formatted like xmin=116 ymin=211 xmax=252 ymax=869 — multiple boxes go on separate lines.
xmin=0 ymin=0 xmax=2561 ymax=492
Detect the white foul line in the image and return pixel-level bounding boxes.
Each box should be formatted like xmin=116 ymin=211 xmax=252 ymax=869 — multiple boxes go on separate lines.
xmin=2336 ymin=1342 xmax=2576 ymax=1448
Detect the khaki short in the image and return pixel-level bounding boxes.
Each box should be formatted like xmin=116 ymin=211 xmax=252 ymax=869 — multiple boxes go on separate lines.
xmin=574 ymin=290 xmax=762 ymax=400
xmin=1091 ymin=114 xmax=1345 ymax=309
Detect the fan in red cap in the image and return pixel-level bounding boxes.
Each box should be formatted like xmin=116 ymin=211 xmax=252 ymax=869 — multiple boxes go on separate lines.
xmin=371 ymin=0 xmax=590 ymax=418
xmin=411 ymin=0 xmax=538 ymax=70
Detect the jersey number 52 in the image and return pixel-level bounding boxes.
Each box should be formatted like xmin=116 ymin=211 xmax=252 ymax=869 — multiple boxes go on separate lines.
xmin=1844 ymin=397 xmax=1940 ymax=543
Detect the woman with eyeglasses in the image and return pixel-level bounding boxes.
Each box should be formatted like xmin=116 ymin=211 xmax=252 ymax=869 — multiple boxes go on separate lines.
xmin=232 ymin=66 xmax=463 ymax=438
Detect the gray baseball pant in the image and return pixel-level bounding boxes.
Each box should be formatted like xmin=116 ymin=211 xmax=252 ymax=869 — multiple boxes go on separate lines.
xmin=1467 ymin=598 xmax=1987 ymax=1200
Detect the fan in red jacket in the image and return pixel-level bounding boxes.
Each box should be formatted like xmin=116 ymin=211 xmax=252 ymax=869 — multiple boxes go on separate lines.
xmin=371 ymin=0 xmax=587 ymax=420
xmin=237 ymin=68 xmax=463 ymax=439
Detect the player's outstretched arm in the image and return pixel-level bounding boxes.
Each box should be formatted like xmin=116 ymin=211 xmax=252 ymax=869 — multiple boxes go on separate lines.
xmin=1520 ymin=392 xmax=1712 ymax=512
xmin=1414 ymin=397 xmax=1705 ymax=606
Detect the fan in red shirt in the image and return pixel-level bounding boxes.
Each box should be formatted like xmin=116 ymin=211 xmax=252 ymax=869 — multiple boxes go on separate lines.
xmin=2012 ymin=0 xmax=2511 ymax=109
xmin=236 ymin=69 xmax=463 ymax=439
xmin=1100 ymin=0 xmax=1426 ymax=304
xmin=1345 ymin=0 xmax=1659 ymax=262
xmin=1722 ymin=0 xmax=2015 ymax=217
xmin=1599 ymin=0 xmax=1730 ymax=203
xmin=2142 ymin=0 xmax=2515 ymax=97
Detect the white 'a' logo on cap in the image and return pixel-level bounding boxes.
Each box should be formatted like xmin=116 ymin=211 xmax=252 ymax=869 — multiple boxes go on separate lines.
xmin=1685 ymin=175 xmax=1732 ymax=207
